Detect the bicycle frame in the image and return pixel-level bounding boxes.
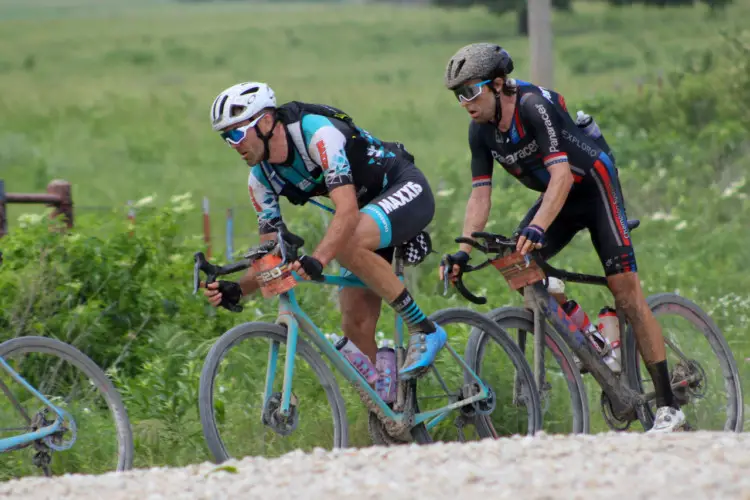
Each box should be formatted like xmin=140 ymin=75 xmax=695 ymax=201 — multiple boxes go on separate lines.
xmin=453 ymin=231 xmax=648 ymax=422
xmin=256 ymin=259 xmax=493 ymax=433
xmin=0 ymin=354 xmax=71 ymax=453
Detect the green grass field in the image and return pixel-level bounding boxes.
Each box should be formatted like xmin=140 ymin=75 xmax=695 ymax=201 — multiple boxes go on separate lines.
xmin=1 ymin=0 xmax=750 ymax=476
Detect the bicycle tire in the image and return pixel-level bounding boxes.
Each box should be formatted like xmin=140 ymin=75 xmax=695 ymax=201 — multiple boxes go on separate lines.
xmin=429 ymin=307 xmax=543 ymax=436
xmin=622 ymin=293 xmax=744 ymax=432
xmin=0 ymin=336 xmax=134 ymax=473
xmin=199 ymin=321 xmax=349 ymax=464
xmin=465 ymin=307 xmax=590 ymax=434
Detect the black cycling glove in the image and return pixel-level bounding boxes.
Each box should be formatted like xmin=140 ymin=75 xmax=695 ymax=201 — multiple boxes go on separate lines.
xmin=217 ymin=280 xmax=243 ymax=311
xmin=298 ymin=255 xmax=324 ymax=282
xmin=442 ymin=250 xmax=471 ymax=278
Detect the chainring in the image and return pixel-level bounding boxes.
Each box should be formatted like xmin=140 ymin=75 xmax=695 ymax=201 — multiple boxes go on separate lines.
xmin=600 ymin=391 xmax=632 ymax=431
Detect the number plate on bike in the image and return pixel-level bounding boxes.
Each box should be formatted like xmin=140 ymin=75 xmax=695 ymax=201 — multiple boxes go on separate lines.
xmin=252 ymin=253 xmax=297 ymax=298
xmin=490 ymin=251 xmax=546 ymax=290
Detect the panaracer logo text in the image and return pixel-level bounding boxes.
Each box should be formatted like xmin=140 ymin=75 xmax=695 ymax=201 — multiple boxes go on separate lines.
xmin=493 ymin=140 xmax=539 ymax=165
xmin=377 ymin=181 xmax=423 ymax=214
xmin=562 ymin=129 xmax=597 ymax=157
xmin=534 ymin=104 xmax=559 ymax=153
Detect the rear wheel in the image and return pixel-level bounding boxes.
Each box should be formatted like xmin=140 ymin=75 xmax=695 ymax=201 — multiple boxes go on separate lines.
xmin=368 ymin=308 xmax=542 ymax=445
xmin=623 ymin=293 xmax=743 ymax=432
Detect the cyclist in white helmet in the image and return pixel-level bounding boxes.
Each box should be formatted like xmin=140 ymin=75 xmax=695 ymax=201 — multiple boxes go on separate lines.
xmin=202 ymin=81 xmax=447 ymax=385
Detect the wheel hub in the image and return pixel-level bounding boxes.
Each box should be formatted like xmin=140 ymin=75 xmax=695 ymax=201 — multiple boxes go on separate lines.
xmin=262 ymin=392 xmax=299 ymax=437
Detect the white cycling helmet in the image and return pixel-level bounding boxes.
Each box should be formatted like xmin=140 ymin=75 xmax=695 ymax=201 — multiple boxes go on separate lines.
xmin=210 ymin=82 xmax=277 ymax=131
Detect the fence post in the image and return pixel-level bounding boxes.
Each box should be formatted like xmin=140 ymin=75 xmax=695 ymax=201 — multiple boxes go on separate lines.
xmin=203 ymin=196 xmax=212 ymax=259
xmin=0 ymin=180 xmax=6 ymax=238
xmin=127 ymin=200 xmax=135 ymax=236
xmin=226 ymin=207 xmax=234 ymax=263
xmin=47 ymin=179 xmax=73 ymax=231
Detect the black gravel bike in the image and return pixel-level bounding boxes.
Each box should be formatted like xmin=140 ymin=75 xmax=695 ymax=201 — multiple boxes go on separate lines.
xmin=445 ymin=221 xmax=743 ymax=434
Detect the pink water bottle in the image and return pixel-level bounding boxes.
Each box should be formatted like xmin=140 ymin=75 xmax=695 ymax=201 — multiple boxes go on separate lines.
xmin=376 ymin=340 xmax=397 ymax=403
xmin=334 ymin=336 xmax=378 ymax=384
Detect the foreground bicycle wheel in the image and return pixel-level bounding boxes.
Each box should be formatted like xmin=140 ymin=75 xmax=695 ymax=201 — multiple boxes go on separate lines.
xmin=623 ymin=293 xmax=743 ymax=432
xmin=0 ymin=336 xmax=133 ymax=479
xmin=465 ymin=307 xmax=589 ymax=435
xmin=199 ymin=322 xmax=349 ymax=464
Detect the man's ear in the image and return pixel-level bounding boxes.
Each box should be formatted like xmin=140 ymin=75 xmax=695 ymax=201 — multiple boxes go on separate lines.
xmin=492 ymin=77 xmax=504 ymax=93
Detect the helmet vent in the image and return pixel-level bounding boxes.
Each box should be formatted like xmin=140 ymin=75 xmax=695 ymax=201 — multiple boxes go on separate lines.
xmin=453 ymin=59 xmax=465 ymax=78
xmin=230 ymin=105 xmax=246 ymax=117
xmin=239 ymin=86 xmax=260 ymax=96
xmin=217 ymin=95 xmax=229 ymax=118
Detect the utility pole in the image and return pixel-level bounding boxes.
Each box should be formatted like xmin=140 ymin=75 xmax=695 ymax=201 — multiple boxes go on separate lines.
xmin=527 ymin=0 xmax=554 ymax=89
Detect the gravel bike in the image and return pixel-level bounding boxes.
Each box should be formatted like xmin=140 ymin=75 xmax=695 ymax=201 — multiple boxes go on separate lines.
xmin=447 ymin=221 xmax=743 ymax=434
xmin=0 ymin=251 xmax=134 ymax=479
xmin=193 ymin=227 xmax=542 ymax=463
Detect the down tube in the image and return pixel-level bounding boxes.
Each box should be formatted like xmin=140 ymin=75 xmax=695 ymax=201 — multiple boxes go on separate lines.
xmin=279 ymin=292 xmax=402 ymax=423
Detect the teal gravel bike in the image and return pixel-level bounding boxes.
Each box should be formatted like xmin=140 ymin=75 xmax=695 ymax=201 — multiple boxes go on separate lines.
xmin=194 ymin=226 xmax=542 ymax=462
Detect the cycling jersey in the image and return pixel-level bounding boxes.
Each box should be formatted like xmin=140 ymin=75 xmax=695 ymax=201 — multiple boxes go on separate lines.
xmin=247 ymin=101 xmax=434 ymax=251
xmin=469 ymin=80 xmax=612 ymax=193
xmin=468 ymin=80 xmax=636 ymax=276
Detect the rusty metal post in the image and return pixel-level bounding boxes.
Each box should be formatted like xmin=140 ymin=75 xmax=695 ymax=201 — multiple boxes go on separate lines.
xmin=0 ymin=180 xmax=7 ymax=238
xmin=47 ymin=179 xmax=73 ymax=230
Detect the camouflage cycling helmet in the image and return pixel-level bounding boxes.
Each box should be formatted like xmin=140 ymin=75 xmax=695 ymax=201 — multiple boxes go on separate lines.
xmin=444 ymin=43 xmax=514 ymax=90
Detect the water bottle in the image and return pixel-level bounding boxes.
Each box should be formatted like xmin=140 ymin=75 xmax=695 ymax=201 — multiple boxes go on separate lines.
xmin=376 ymin=339 xmax=397 ymax=404
xmin=575 ymin=110 xmax=602 ymax=140
xmin=562 ymin=300 xmax=605 ymax=351
xmin=576 ymin=110 xmax=615 ymax=161
xmin=332 ymin=335 xmax=378 ymax=384
xmin=598 ymin=307 xmax=622 ymax=373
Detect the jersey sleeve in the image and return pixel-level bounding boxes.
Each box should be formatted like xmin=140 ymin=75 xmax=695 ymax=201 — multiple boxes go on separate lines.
xmin=518 ymin=92 xmax=568 ymax=169
xmin=248 ymin=165 xmax=283 ymax=235
xmin=303 ymin=115 xmax=353 ymax=191
xmin=469 ymin=121 xmax=494 ymax=189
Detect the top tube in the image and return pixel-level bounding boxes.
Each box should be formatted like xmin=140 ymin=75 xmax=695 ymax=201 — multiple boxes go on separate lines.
xmin=290 ymin=271 xmax=369 ymax=289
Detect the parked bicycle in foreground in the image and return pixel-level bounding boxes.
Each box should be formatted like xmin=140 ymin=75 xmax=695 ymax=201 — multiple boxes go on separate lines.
xmin=445 ymin=221 xmax=743 ymax=435
xmin=0 ymin=251 xmax=134 ymax=479
xmin=193 ymin=227 xmax=542 ymax=463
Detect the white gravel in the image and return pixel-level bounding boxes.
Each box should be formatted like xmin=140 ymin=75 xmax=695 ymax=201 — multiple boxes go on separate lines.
xmin=2 ymin=432 xmax=750 ymax=500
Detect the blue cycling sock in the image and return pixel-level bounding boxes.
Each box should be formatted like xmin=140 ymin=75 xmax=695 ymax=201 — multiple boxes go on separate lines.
xmin=390 ymin=289 xmax=436 ymax=334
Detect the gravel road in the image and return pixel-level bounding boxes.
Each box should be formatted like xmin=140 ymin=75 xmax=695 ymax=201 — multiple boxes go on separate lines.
xmin=2 ymin=431 xmax=749 ymax=500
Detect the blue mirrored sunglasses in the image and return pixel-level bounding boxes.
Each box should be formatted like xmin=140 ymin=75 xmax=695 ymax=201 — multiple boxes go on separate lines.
xmin=219 ymin=113 xmax=267 ymax=146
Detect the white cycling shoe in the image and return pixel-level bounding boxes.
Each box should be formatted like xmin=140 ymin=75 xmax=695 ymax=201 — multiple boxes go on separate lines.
xmin=647 ymin=406 xmax=687 ymax=433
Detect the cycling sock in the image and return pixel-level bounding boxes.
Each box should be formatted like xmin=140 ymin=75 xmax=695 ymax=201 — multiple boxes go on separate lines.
xmin=390 ymin=289 xmax=436 ymax=334
xmin=646 ymin=360 xmax=677 ymax=409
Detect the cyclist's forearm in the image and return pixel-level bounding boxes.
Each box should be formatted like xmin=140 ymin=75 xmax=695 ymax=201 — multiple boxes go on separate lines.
xmin=529 ymin=166 xmax=574 ymax=230
xmin=312 ymin=210 xmax=359 ymax=267
xmin=459 ymin=188 xmax=491 ymax=254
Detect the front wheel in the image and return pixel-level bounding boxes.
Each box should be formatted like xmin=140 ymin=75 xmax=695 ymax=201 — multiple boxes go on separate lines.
xmin=0 ymin=336 xmax=133 ymax=479
xmin=623 ymin=293 xmax=743 ymax=432
xmin=198 ymin=322 xmax=349 ymax=463
xmin=465 ymin=307 xmax=590 ymax=435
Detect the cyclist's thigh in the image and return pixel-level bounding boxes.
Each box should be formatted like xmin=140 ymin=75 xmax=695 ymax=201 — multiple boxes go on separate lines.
xmin=516 ymin=193 xmax=584 ymax=261
xmin=359 ymin=163 xmax=435 ymax=249
xmin=586 ymin=155 xmax=637 ymax=276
